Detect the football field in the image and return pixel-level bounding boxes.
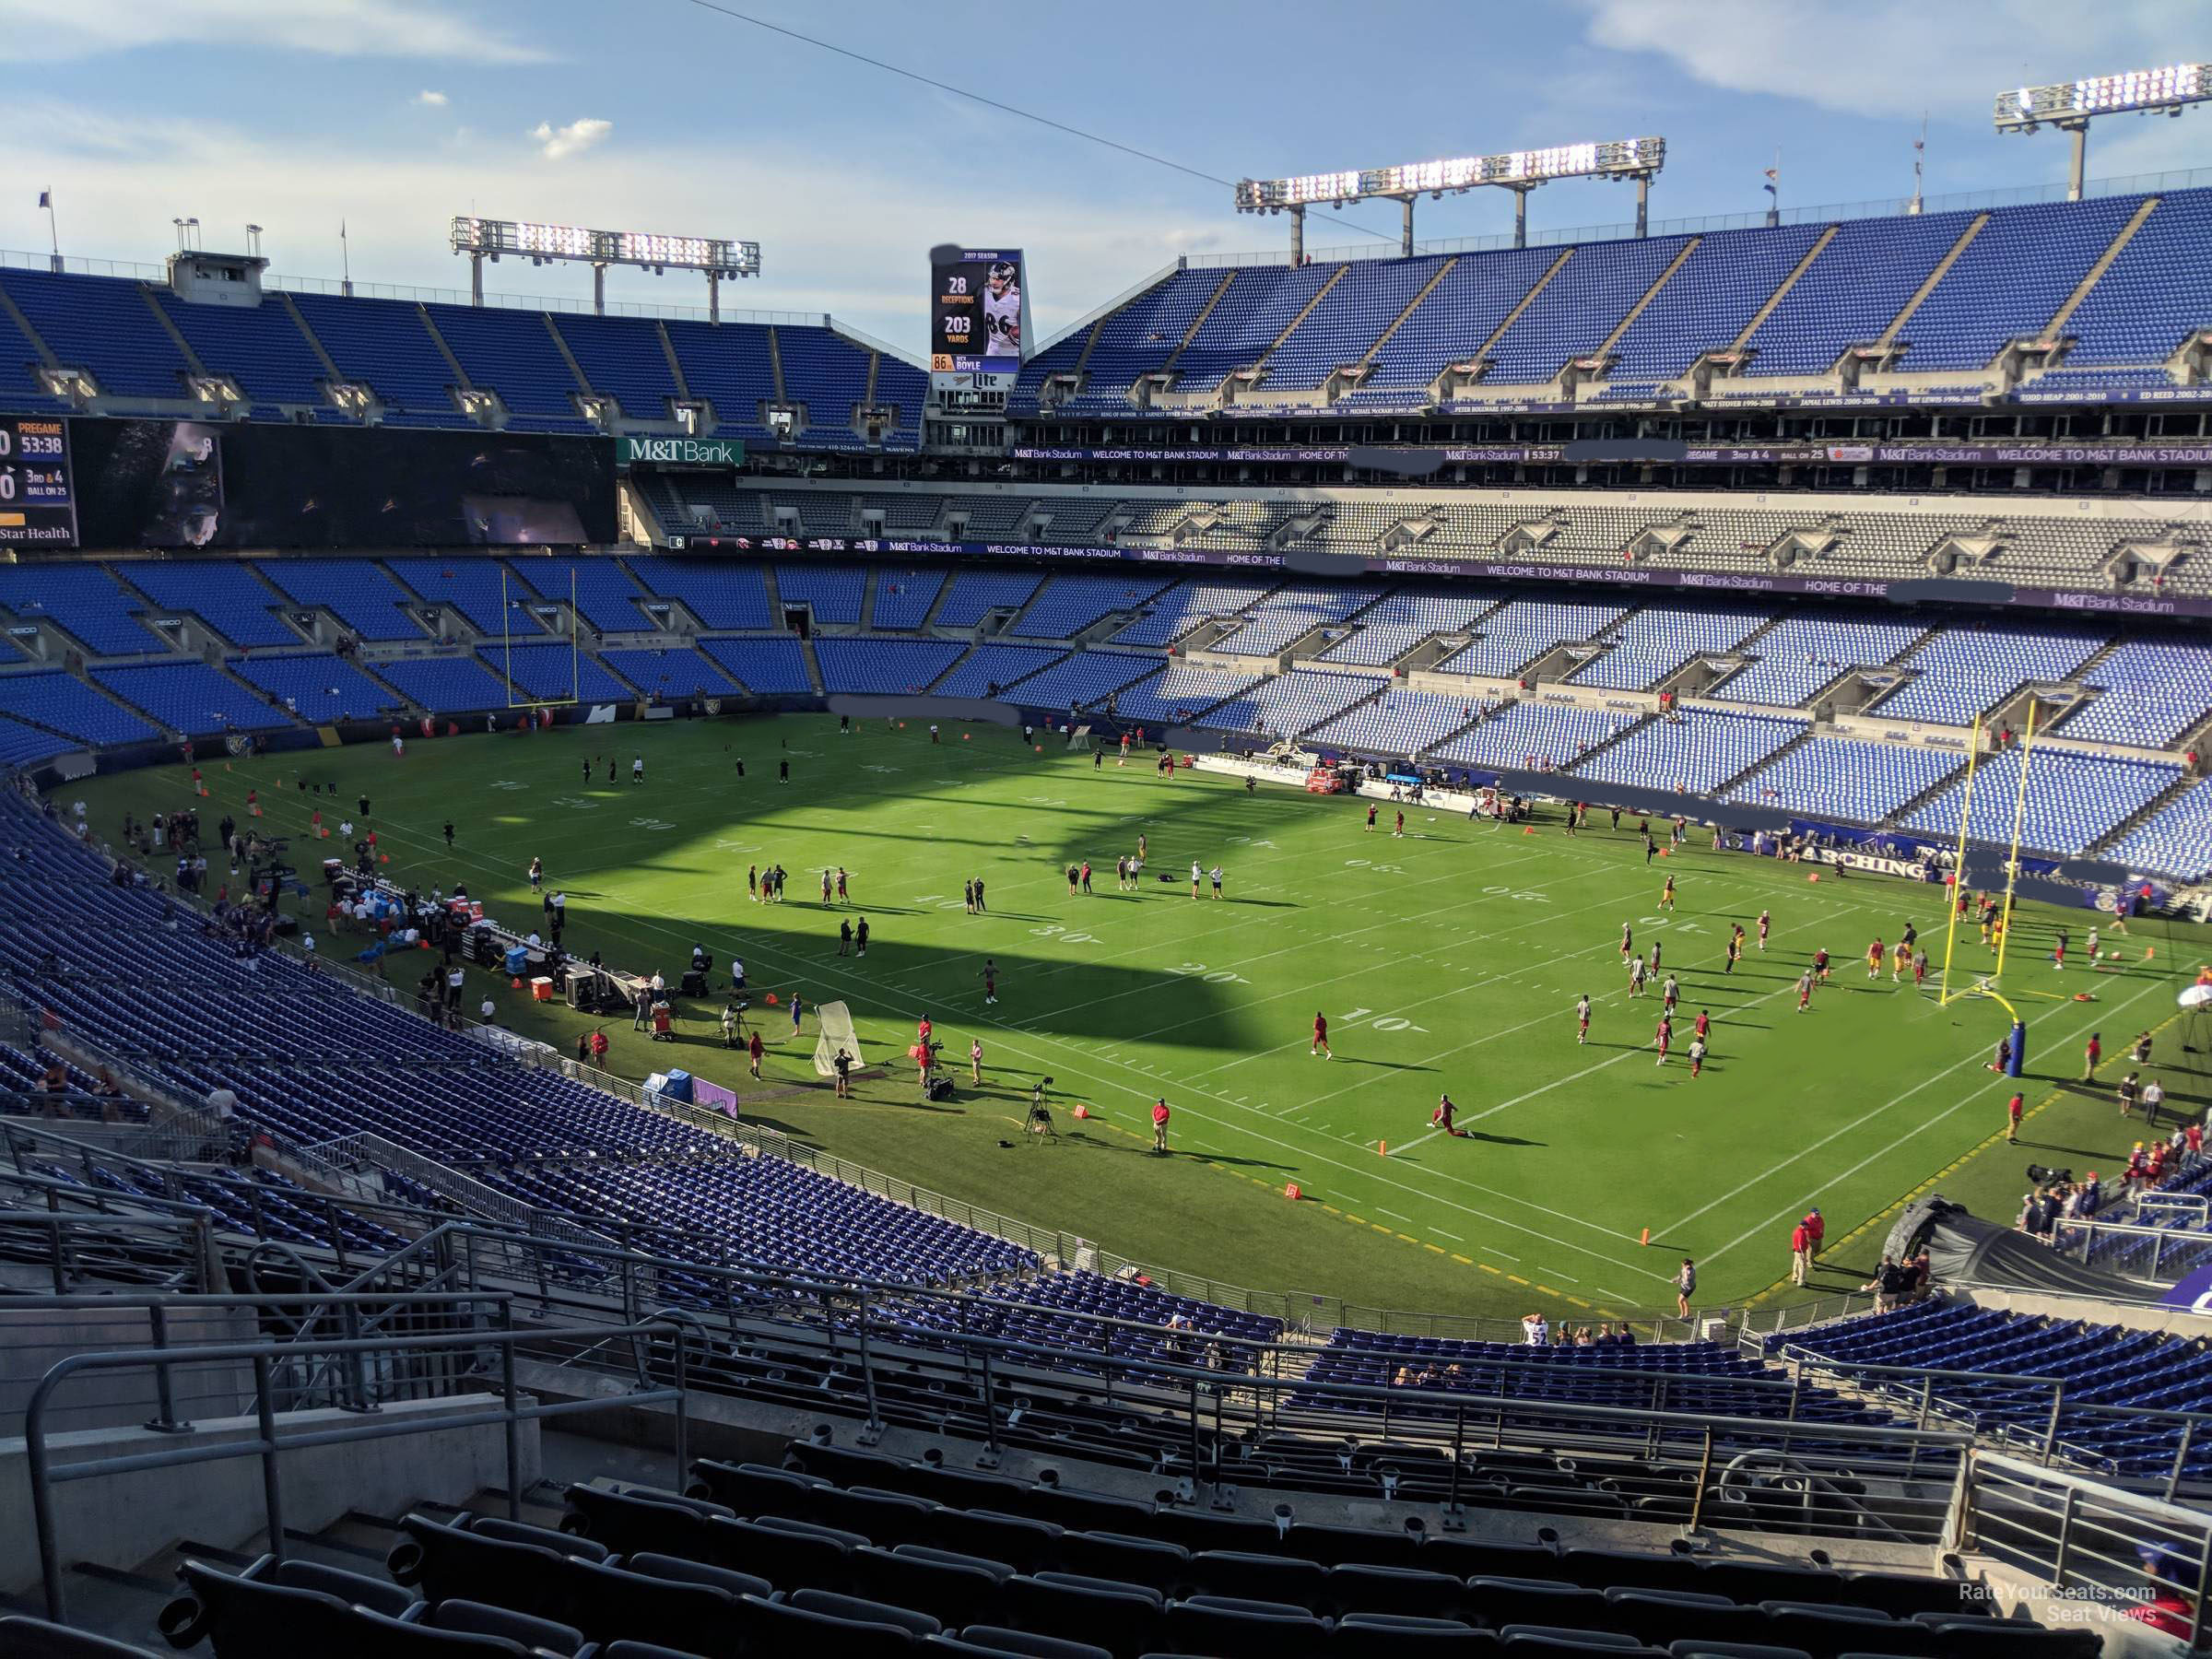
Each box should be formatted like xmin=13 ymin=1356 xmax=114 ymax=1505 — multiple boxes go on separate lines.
xmin=75 ymin=716 xmax=2206 ymax=1327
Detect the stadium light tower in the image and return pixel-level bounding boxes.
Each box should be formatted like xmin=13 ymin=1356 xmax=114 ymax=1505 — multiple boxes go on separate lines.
xmin=1234 ymin=138 xmax=1665 ymax=258
xmin=1994 ymin=64 xmax=2212 ymax=201
xmin=447 ymin=218 xmax=762 ymax=321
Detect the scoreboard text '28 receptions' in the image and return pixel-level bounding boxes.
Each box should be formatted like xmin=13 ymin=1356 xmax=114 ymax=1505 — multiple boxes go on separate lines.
xmin=931 ymin=249 xmax=1028 ymax=390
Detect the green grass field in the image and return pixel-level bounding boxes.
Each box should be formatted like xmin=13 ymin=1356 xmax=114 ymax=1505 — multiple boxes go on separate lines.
xmin=73 ymin=716 xmax=2209 ymax=1326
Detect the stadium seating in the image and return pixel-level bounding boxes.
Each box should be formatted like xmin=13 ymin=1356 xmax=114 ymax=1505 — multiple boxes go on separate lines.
xmin=0 ymin=271 xmax=191 ymax=400
xmin=662 ymin=320 xmax=779 ymax=442
xmin=994 ymin=651 xmax=1162 ymax=713
xmin=253 ymin=559 xmax=428 ymax=641
xmin=1308 ymin=689 xmax=1479 ymax=759
xmin=229 ymin=653 xmax=400 ymax=723
xmin=1267 ymin=256 xmax=1450 ymax=390
xmin=478 ymin=642 xmax=629 ymax=702
xmin=934 ymin=570 xmax=1043 ymax=628
xmin=930 ymin=643 xmax=1068 ymax=699
xmin=698 ymin=636 xmax=814 ymax=694
xmin=1740 ymin=209 xmax=1976 ymax=376
xmin=1057 ymin=270 xmax=1219 ymax=408
xmin=1896 ymin=196 xmax=2140 ymax=372
xmin=0 ymin=671 xmax=159 ymax=747
xmin=551 ymin=312 xmax=679 ymax=421
xmin=775 ymin=328 xmax=872 ymax=443
xmin=1727 ymin=735 xmax=1963 ymax=825
xmin=1171 ymin=262 xmax=1338 ymax=393
xmin=1433 ymin=600 xmax=1630 ymax=680
xmin=1484 ymin=237 xmax=1690 ymax=385
xmin=505 ymin=558 xmax=653 ymax=634
xmin=813 ymin=638 xmax=966 ymax=695
xmin=1569 ymin=606 xmax=1771 ymax=690
xmin=288 ymin=292 xmax=458 ymax=417
xmin=119 ymin=562 xmax=299 ymax=650
xmin=1107 ymin=664 xmax=1266 ymax=727
xmin=152 ymin=290 xmax=328 ymax=406
xmin=2062 ymin=641 xmax=2212 ymax=748
xmin=1771 ymin=1298 xmax=2212 ymax=1480
xmin=2060 ymin=189 xmax=2212 ymax=367
xmin=1196 ymin=669 xmax=1378 ymax=737
xmin=867 ymin=568 xmax=947 ymax=629
xmin=598 ymin=647 xmax=743 ymax=700
xmin=0 ymin=714 xmax=81 ymax=767
xmin=1433 ymin=701 xmax=1635 ymax=773
xmin=90 ymin=663 xmax=294 ymax=736
xmin=2108 ymin=777 xmax=2212 ymax=880
xmin=385 ymin=557 xmax=545 ymax=638
xmin=360 ymin=654 xmax=510 ymax=716
xmin=625 ymin=557 xmax=775 ymax=630
xmin=1317 ymin=589 xmax=1499 ymax=665
xmin=1571 ymin=710 xmax=1806 ymax=795
xmin=1711 ymin=615 xmax=1925 ymax=707
xmin=776 ymin=564 xmax=866 ymax=624
xmin=1014 ymin=576 xmax=1172 ymax=640
xmin=1901 ymin=746 xmax=2181 ymax=854
xmin=423 ymin=303 xmax=581 ymax=420
xmin=1108 ymin=579 xmax=1279 ymax=648
xmin=0 ymin=564 xmax=165 ymax=656
xmin=1878 ymin=626 xmax=2105 ymax=725
xmin=1606 ymin=223 xmax=1826 ymax=383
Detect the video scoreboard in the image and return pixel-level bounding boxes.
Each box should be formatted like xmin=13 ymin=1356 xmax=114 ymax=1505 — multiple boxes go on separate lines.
xmin=0 ymin=416 xmax=77 ymax=547
xmin=930 ymin=247 xmax=1029 ymax=392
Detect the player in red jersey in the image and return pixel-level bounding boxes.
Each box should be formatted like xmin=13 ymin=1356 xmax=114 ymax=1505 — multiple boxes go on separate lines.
xmin=1814 ymin=947 xmax=1830 ymax=983
xmin=1575 ymin=994 xmax=1592 ymax=1044
xmin=1394 ymin=809 xmax=1405 ymax=838
xmin=1312 ymin=1013 xmax=1333 ymax=1059
xmin=1430 ymin=1093 xmax=1469 ymax=1137
xmin=1619 ymin=923 xmax=1633 ymax=961
xmin=1365 ymin=802 xmax=1377 ymax=832
xmin=1865 ymin=938 xmax=1884 ymax=979
xmin=1693 ymin=1008 xmax=1711 ymax=1042
xmin=1757 ymin=908 xmax=1771 ymax=951
xmin=1653 ymin=1014 xmax=1673 ymax=1065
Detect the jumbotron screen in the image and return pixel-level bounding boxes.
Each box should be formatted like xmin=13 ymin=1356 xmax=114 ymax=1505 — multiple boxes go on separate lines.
xmin=930 ymin=248 xmax=1026 ymax=390
xmin=68 ymin=420 xmax=617 ymax=548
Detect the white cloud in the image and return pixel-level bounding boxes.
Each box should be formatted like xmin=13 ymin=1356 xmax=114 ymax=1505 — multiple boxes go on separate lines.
xmin=532 ymin=118 xmax=612 ymax=162
xmin=1574 ymin=0 xmax=2189 ymax=120
xmin=415 ymin=89 xmax=449 ymax=108
xmin=0 ymin=0 xmax=552 ymax=64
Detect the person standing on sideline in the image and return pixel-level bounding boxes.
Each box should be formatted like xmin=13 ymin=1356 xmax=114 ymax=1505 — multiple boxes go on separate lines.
xmin=2084 ymin=1031 xmax=2102 ymax=1080
xmin=1151 ymin=1097 xmax=1171 ymax=1155
xmin=1365 ymin=802 xmax=1377 ymax=833
xmin=789 ymin=992 xmax=805 ymax=1039
xmin=970 ymin=1038 xmax=984 ymax=1085
xmin=1676 ymin=1258 xmax=1697 ymax=1320
xmin=1190 ymin=859 xmax=1202 ymax=900
xmin=2006 ymin=1090 xmax=2024 ymax=1142
xmin=832 ymin=1049 xmax=852 ymax=1098
xmin=1805 ymin=1207 xmax=1824 ymax=1261
xmin=2144 ymin=1075 xmax=2167 ymax=1127
xmin=747 ymin=1029 xmax=763 ymax=1079
xmin=1757 ymin=908 xmax=1771 ymax=951
xmin=838 ymin=918 xmax=853 ymax=956
xmin=1790 ymin=1218 xmax=1810 ymax=1286
xmin=1209 ymin=864 xmax=1224 ymax=899
xmin=527 ymin=855 xmax=543 ymax=891
xmin=721 ymin=1003 xmax=739 ymax=1049
xmin=1312 ymin=1012 xmax=1333 ymax=1059
xmin=854 ymin=916 xmax=870 ymax=957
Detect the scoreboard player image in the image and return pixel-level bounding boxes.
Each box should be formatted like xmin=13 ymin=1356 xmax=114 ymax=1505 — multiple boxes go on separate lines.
xmin=982 ymin=260 xmax=1021 ymax=358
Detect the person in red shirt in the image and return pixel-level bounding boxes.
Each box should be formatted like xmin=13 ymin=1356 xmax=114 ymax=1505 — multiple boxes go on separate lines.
xmin=1430 ymin=1093 xmax=1468 ymax=1137
xmin=1365 ymin=803 xmax=1377 ymax=832
xmin=1757 ymin=908 xmax=1771 ymax=950
xmin=1865 ymin=937 xmax=1884 ymax=979
xmin=747 ymin=1030 xmax=763 ymax=1079
xmin=1619 ymin=923 xmax=1633 ymax=962
xmin=1790 ymin=1219 xmax=1810 ymax=1285
xmin=1312 ymin=1013 xmax=1332 ymax=1059
xmin=1804 ymin=1208 xmax=1824 ymax=1258
xmin=1814 ymin=947 xmax=1830 ymax=983
xmin=1151 ymin=1098 xmax=1171 ymax=1155
xmin=1653 ymin=1015 xmax=1673 ymax=1065
xmin=1394 ymin=809 xmax=1405 ymax=838
xmin=1693 ymin=1009 xmax=1711 ymax=1042
xmin=917 ymin=1016 xmax=933 ymax=1047
xmin=2188 ymin=1123 xmax=2205 ymax=1158
xmin=2006 ymin=1091 xmax=2024 ymax=1143
xmin=587 ymin=1029 xmax=609 ymax=1065
xmin=2084 ymin=1031 xmax=2102 ymax=1079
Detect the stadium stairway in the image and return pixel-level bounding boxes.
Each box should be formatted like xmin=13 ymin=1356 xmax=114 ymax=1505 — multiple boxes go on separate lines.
xmin=856 ymin=568 xmax=880 ymax=631
xmin=1709 ymin=720 xmax=1816 ymax=800
xmin=2090 ymin=769 xmax=2205 ymax=856
xmin=1877 ymin=753 xmax=1972 ymax=828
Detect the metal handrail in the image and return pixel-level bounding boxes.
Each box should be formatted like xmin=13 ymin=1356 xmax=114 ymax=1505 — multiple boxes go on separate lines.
xmin=24 ymin=1313 xmax=698 ymax=1624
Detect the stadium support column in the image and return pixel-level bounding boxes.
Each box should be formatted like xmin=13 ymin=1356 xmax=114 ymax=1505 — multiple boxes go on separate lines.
xmin=2062 ymin=121 xmax=2088 ymax=202
xmin=593 ymin=262 xmax=607 ymax=317
xmin=1289 ymin=206 xmax=1305 ymax=265
xmin=1635 ymin=175 xmax=1650 ymax=237
xmin=707 ymin=268 xmax=721 ymax=325
xmin=469 ymin=251 xmax=484 ymax=306
xmin=1505 ymin=184 xmax=1536 ymax=250
xmin=1401 ymin=196 xmax=1415 ymax=256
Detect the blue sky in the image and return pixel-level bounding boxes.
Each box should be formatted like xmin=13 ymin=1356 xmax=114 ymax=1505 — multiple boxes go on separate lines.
xmin=4 ymin=0 xmax=2206 ymax=349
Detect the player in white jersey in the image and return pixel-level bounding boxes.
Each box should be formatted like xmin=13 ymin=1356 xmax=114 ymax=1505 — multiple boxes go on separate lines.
xmin=982 ymin=262 xmax=1021 ymax=357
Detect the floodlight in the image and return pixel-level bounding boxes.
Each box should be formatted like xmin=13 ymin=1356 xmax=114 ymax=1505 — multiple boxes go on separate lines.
xmin=448 ymin=216 xmax=760 ymax=318
xmin=1235 ymin=137 xmax=1665 ymax=253
xmin=1994 ymin=64 xmax=2212 ymax=199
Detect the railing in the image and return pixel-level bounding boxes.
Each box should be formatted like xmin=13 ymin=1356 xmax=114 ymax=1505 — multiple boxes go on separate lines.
xmin=2051 ymin=1216 xmax=2212 ymax=1281
xmin=1961 ymin=1450 xmax=2212 ymax=1647
xmin=1185 ymin=164 xmax=2212 ymax=269
xmin=23 ymin=1313 xmax=697 ymax=1624
xmin=0 ymin=1202 xmax=216 ymax=1294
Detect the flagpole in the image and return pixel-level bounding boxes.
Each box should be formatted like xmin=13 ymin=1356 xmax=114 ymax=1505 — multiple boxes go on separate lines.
xmin=40 ymin=189 xmax=60 ymax=273
xmin=340 ymin=220 xmax=354 ymax=297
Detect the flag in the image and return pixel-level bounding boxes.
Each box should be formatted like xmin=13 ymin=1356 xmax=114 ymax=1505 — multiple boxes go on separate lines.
xmin=37 ymin=190 xmax=50 ymax=210
xmin=1762 ymin=169 xmax=1779 ymax=198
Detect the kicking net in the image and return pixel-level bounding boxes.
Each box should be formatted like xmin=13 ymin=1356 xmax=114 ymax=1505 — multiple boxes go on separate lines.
xmin=813 ymin=999 xmax=865 ymax=1077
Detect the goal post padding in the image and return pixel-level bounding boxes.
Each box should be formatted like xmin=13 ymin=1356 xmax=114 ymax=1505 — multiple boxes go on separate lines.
xmin=813 ymin=1000 xmax=865 ymax=1077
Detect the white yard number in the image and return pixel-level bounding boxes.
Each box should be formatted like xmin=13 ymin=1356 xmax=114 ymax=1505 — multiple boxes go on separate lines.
xmin=1345 ymin=858 xmax=1406 ymax=875
xmin=1169 ymin=961 xmax=1248 ymax=984
xmin=1338 ymin=1006 xmax=1429 ymax=1034
xmin=547 ymin=796 xmax=598 ymax=811
xmin=629 ymin=817 xmax=674 ymax=831
xmin=1228 ymin=835 xmax=1277 ymax=848
xmin=488 ymin=781 xmax=527 ymax=791
xmin=1481 ymin=884 xmax=1550 ymax=903
xmin=1030 ymin=923 xmax=1100 ymax=946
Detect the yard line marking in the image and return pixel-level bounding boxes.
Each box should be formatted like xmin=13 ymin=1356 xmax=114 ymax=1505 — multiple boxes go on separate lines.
xmin=1432 ymin=1229 xmax=1465 ymax=1241
xmin=1696 ymin=973 xmax=2171 ymax=1269
xmin=1376 ymin=1207 xmax=1416 ymax=1223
